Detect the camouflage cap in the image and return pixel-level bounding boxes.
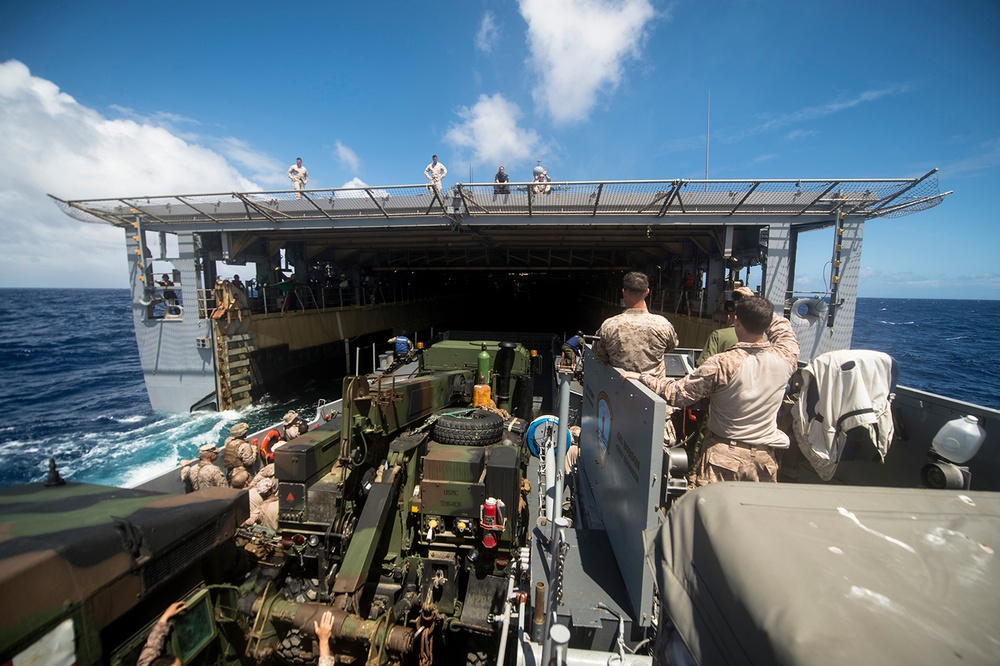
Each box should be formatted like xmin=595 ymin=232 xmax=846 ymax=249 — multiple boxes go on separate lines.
xmin=199 ymin=442 xmax=217 ymax=454
xmin=257 ymin=477 xmax=276 ymax=495
xmin=282 ymin=411 xmax=299 ymax=426
xmin=230 ymin=422 xmax=250 ymax=437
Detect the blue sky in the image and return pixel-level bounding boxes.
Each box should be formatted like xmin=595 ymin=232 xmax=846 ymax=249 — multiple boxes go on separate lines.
xmin=0 ymin=0 xmax=997 ymax=298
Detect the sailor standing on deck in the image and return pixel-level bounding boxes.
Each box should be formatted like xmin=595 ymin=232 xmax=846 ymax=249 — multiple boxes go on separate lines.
xmin=388 ymin=334 xmax=414 ymax=360
xmin=592 ymin=271 xmax=680 ymax=447
xmin=493 ymin=166 xmax=509 ymax=201
xmin=424 ymin=155 xmax=447 ymax=200
xmin=223 ymin=422 xmax=258 ymax=488
xmin=180 ymin=443 xmax=226 ymax=492
xmin=287 ymin=157 xmax=308 ymax=200
xmin=622 ymin=287 xmax=800 ymax=488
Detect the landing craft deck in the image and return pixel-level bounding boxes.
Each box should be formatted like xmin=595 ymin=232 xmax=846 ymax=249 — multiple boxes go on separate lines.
xmin=12 ymin=168 xmax=999 ymax=665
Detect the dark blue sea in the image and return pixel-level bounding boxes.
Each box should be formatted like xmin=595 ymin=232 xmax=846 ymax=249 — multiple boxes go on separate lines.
xmin=1 ymin=289 xmax=998 ymax=487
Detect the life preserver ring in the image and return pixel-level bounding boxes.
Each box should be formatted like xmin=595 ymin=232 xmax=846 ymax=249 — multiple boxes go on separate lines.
xmin=259 ymin=429 xmax=282 ymax=462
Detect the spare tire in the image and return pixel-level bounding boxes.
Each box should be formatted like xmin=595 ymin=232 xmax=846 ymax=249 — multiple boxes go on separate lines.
xmin=433 ymin=409 xmax=504 ymax=446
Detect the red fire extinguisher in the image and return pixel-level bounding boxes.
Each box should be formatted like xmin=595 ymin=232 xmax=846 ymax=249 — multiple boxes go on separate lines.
xmin=480 ymin=497 xmax=506 ymax=548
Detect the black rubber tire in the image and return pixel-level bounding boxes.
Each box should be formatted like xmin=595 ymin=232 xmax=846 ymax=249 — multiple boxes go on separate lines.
xmin=433 ymin=409 xmax=504 ymax=446
xmin=274 ymin=630 xmax=317 ymax=666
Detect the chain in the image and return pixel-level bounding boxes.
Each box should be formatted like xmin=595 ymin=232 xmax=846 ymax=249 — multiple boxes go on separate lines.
xmin=417 ymin=607 xmax=437 ymax=666
xmin=555 ymin=540 xmax=570 ymax=607
xmin=537 ymin=452 xmax=548 ymax=512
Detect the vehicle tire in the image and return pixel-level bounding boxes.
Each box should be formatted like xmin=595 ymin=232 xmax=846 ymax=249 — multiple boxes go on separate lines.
xmin=274 ymin=629 xmax=317 ymax=666
xmin=433 ymin=409 xmax=504 ymax=446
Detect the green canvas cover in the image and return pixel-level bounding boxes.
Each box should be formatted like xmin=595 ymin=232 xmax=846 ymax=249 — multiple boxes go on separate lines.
xmin=655 ymin=483 xmax=1000 ymax=665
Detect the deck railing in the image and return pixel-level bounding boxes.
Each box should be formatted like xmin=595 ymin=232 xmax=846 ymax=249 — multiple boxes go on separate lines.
xmin=52 ymin=171 xmax=947 ymax=228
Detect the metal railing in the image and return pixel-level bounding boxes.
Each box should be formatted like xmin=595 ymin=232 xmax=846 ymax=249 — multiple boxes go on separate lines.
xmin=51 ymin=170 xmax=948 ymax=228
xmin=193 ymin=281 xmax=428 ymax=319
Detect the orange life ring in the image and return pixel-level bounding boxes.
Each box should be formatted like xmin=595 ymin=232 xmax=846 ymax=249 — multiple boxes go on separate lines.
xmin=259 ymin=429 xmax=282 ymax=463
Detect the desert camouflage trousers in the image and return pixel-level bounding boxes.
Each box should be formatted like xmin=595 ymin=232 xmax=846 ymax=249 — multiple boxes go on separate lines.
xmin=689 ymin=438 xmax=778 ymax=489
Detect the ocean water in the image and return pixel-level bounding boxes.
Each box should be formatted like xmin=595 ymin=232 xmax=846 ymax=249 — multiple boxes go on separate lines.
xmin=1 ymin=289 xmax=998 ymax=488
xmin=0 ymin=288 xmax=337 ymax=488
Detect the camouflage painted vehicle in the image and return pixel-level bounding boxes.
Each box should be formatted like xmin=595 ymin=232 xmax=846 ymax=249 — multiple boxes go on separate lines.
xmin=0 ymin=477 xmax=249 ymax=666
xmin=0 ymin=337 xmax=540 ymax=666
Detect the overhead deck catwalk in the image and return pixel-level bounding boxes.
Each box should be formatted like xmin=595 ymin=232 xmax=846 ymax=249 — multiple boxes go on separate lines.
xmin=51 ymin=171 xmax=948 ymax=412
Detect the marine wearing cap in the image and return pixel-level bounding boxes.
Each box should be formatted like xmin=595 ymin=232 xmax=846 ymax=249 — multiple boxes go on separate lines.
xmin=180 ymin=441 xmax=225 ymax=491
xmin=282 ymin=411 xmax=308 ymax=440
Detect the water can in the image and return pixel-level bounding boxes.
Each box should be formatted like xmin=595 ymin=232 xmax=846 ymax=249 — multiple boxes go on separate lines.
xmin=931 ymin=415 xmax=986 ymax=464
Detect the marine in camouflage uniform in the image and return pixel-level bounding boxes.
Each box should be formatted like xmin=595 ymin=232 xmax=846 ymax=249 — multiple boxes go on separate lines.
xmin=243 ymin=477 xmax=279 ymax=531
xmin=248 ymin=440 xmax=286 ymax=489
xmin=592 ymin=271 xmax=679 ymax=444
xmin=631 ymin=289 xmax=800 ymax=488
xmin=137 ymin=602 xmax=186 ymax=666
xmin=180 ymin=443 xmax=226 ymax=492
xmin=223 ymin=422 xmax=258 ymax=488
xmin=282 ymin=410 xmax=309 ymax=439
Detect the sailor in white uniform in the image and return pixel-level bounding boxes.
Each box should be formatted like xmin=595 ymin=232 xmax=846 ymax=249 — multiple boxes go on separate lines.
xmin=287 ymin=157 xmax=308 ymax=200
xmin=424 ymin=154 xmax=447 ymax=200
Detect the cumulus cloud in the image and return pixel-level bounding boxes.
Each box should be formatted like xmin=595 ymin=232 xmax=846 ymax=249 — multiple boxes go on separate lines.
xmin=335 ymin=140 xmax=361 ymax=174
xmin=444 ymin=93 xmax=543 ymax=168
xmin=519 ymin=0 xmax=656 ymax=124
xmin=339 ymin=177 xmax=368 ymax=190
xmin=0 ymin=60 xmax=265 ymax=288
xmin=476 ymin=11 xmax=501 ymax=53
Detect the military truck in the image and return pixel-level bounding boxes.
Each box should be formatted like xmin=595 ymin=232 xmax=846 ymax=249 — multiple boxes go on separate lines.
xmin=0 ymin=336 xmax=541 ymax=666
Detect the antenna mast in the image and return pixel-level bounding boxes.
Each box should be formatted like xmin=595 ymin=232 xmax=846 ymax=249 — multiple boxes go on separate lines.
xmin=705 ymin=90 xmax=711 ymax=189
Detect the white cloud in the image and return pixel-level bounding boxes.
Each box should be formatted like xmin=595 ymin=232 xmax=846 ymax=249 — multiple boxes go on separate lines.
xmin=663 ymin=85 xmax=911 ymax=154
xmin=335 ymin=140 xmax=361 ymax=174
xmin=785 ymin=129 xmax=817 ymax=141
xmin=108 ymin=105 xmax=201 ymax=131
xmin=944 ymin=137 xmax=1000 ymax=178
xmin=213 ymin=137 xmax=285 ymax=188
xmin=722 ymin=85 xmax=911 ymax=145
xmin=0 ymin=60 xmax=265 ymax=288
xmin=336 ymin=177 xmax=390 ymax=200
xmin=340 ymin=177 xmax=368 ymax=190
xmin=476 ymin=11 xmax=501 ymax=53
xmin=519 ymin=0 xmax=656 ymax=124
xmin=857 ymin=268 xmax=1000 ymax=299
xmin=444 ymin=93 xmax=543 ymax=168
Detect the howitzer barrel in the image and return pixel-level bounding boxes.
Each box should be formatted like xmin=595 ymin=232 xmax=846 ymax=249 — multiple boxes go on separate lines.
xmin=265 ymin=600 xmax=415 ymax=655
